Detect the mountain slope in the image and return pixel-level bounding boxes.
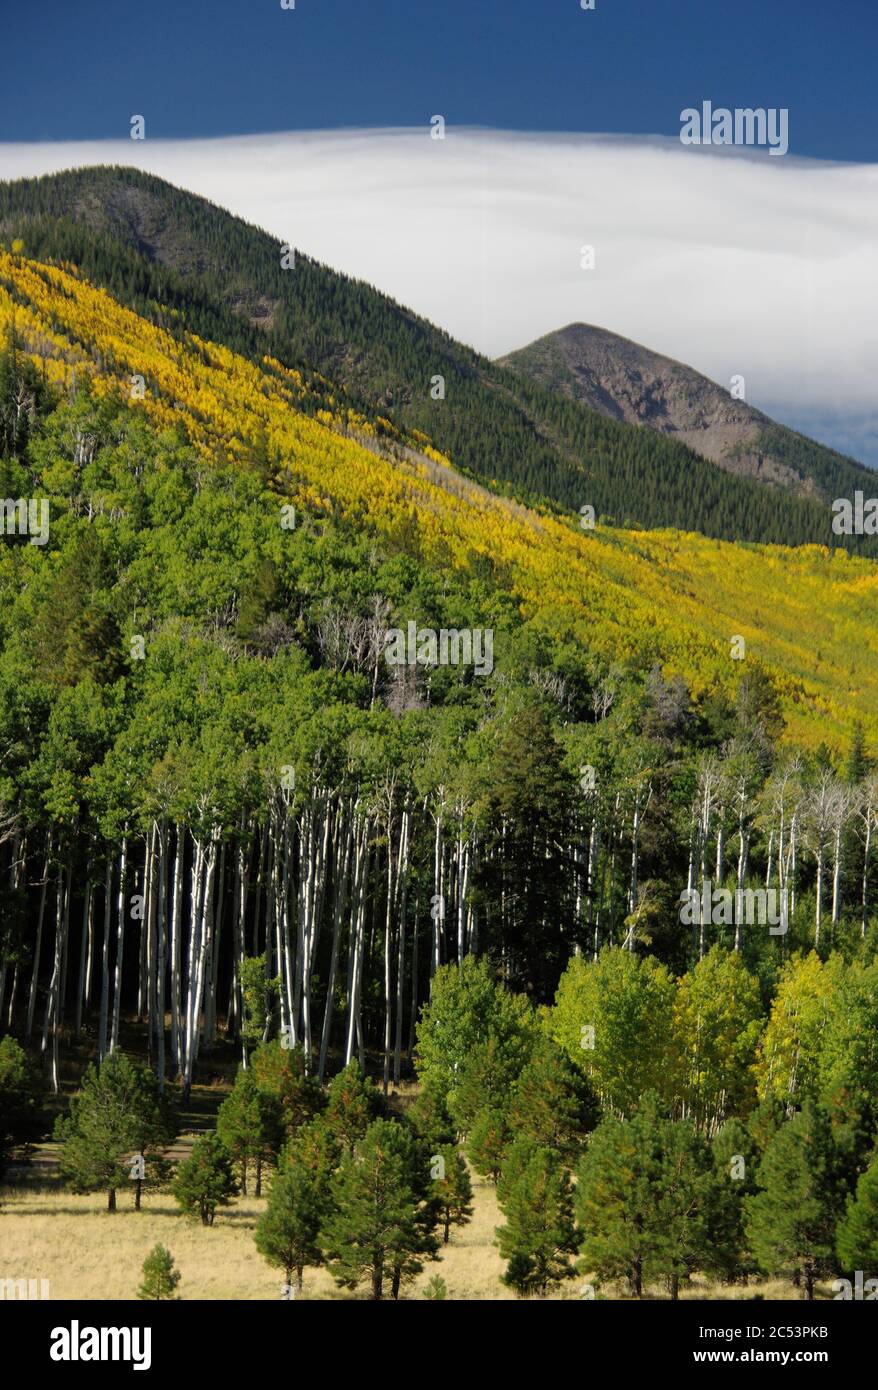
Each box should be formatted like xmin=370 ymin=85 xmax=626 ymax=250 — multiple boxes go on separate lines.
xmin=498 ymin=322 xmax=874 ymax=502
xmin=0 ymin=166 xmax=872 ymax=554
xmin=2 ymin=246 xmax=878 ymax=750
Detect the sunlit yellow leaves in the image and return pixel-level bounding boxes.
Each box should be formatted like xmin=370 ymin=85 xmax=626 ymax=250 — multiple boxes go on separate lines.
xmin=2 ymin=248 xmax=877 ymax=751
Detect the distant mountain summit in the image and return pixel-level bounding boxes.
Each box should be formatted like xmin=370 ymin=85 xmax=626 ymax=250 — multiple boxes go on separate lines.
xmin=498 ymin=323 xmax=869 ymax=499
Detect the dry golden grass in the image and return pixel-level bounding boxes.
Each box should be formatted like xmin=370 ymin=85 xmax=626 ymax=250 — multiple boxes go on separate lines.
xmin=0 ymin=1143 xmax=824 ymax=1302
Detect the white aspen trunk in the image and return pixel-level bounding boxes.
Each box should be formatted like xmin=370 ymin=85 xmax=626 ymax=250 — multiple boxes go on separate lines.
xmin=26 ymin=841 xmax=50 ymax=1039
xmin=43 ymin=864 xmax=67 ymax=1094
xmin=110 ymin=836 xmax=128 ymax=1054
xmin=293 ymin=804 xmax=308 ymax=1045
xmin=186 ymin=834 xmax=218 ymax=1092
xmin=831 ymin=822 xmax=843 ymax=927
xmin=231 ymin=820 xmax=249 ymax=1058
xmin=58 ymin=850 xmax=72 ymax=1031
xmin=393 ymin=803 xmax=411 ymax=1084
xmin=862 ymin=804 xmax=872 ymax=938
xmin=98 ymin=857 xmax=112 ymax=1061
xmin=155 ymin=820 xmax=167 ymax=1093
xmin=74 ymin=873 xmax=93 ymax=1037
xmin=467 ymin=835 xmax=478 ymax=956
xmin=408 ymin=891 xmax=420 ymax=1058
xmin=193 ymin=838 xmax=218 ymax=1066
xmin=699 ymin=784 xmax=712 ymax=960
xmin=319 ymin=800 xmax=352 ymax=1081
xmin=279 ymin=803 xmax=296 ymax=1047
xmin=431 ymin=812 xmax=442 ymax=977
xmin=52 ymin=867 xmax=71 ymax=1094
xmin=4 ymin=836 xmax=24 ymax=1026
xmin=204 ymin=839 xmax=225 ymax=1045
xmin=343 ymin=813 xmax=368 ymax=1067
xmin=789 ymin=814 xmax=798 ymax=918
xmin=169 ymin=825 xmax=184 ymax=1074
xmin=734 ymin=803 xmax=748 ymax=953
xmin=41 ymin=864 xmax=63 ymax=1057
xmin=263 ymin=821 xmax=276 ymax=982
xmin=143 ymin=825 xmax=157 ymax=1060
xmin=456 ymin=829 xmax=466 ymax=964
xmin=137 ymin=851 xmax=148 ymax=1023
xmin=715 ymin=814 xmax=725 ymax=885
xmin=303 ymin=795 xmax=332 ymax=1068
xmin=5 ymin=962 xmax=18 ymax=1030
xmin=84 ymin=867 xmax=96 ymax=1008
xmin=382 ymin=819 xmax=397 ymax=1097
xmin=182 ymin=837 xmax=205 ymax=1087
xmin=586 ymin=816 xmax=598 ymax=937
xmin=253 ymin=819 xmax=269 ymax=956
xmin=629 ymin=784 xmax=652 ymax=920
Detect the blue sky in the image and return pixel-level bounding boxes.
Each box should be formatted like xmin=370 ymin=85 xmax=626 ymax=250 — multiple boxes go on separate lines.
xmin=1 ymin=0 xmax=876 ymax=161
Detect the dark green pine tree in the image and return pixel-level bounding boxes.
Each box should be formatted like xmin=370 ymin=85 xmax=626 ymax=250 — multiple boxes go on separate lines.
xmin=836 ymin=1152 xmax=878 ymax=1273
xmin=746 ymin=1102 xmax=848 ymax=1300
xmin=0 ymin=1036 xmax=46 ymax=1179
xmin=508 ymin=1035 xmax=598 ymax=1162
xmin=430 ymin=1145 xmax=474 ymax=1244
xmin=255 ymin=1164 xmax=324 ymax=1292
xmin=322 ymin=1119 xmax=439 ymax=1300
xmin=323 ymin=1060 xmax=383 ymax=1156
xmin=217 ymin=1066 xmax=283 ymax=1196
xmin=707 ymin=1118 xmax=759 ymax=1283
xmin=496 ymin=1133 xmax=544 ymax=1210
xmin=282 ymin=1117 xmax=341 ymax=1209
xmin=575 ymin=1095 xmax=715 ymax=1299
xmin=474 ymin=699 xmax=578 ymax=993
xmin=450 ymin=1034 xmax=527 ymax=1138
xmin=172 ymin=1134 xmax=239 ymax=1227
xmin=497 ymin=1146 xmax=579 ymax=1297
xmin=126 ymin=1065 xmax=176 ymax=1211
xmin=236 ymin=556 xmax=280 ymax=648
xmin=137 ymin=1245 xmax=181 ymax=1301
xmin=55 ymin=1052 xmax=168 ymax=1212
xmin=846 ymin=720 xmax=870 ymax=784
xmin=33 ymin=529 xmax=123 ymax=687
xmin=251 ymin=1040 xmax=324 ymax=1149
xmin=406 ymin=1085 xmax=456 ymax=1151
xmin=468 ymin=1106 xmax=511 ymax=1184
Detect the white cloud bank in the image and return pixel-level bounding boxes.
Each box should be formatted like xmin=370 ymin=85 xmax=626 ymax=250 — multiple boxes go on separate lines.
xmin=1 ymin=129 xmax=876 ymax=461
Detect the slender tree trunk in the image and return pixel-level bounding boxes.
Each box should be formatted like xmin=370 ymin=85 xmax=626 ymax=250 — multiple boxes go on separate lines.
xmin=155 ymin=820 xmax=168 ymax=1093
xmin=319 ymin=801 xmax=352 ymax=1083
xmin=862 ymin=807 xmax=872 ymax=937
xmin=110 ymin=836 xmax=128 ymax=1054
xmin=393 ymin=803 xmax=411 ymax=1084
xmin=382 ymin=820 xmax=397 ymax=1097
xmin=98 ymin=857 xmax=112 ymax=1061
xmin=26 ymin=841 xmax=50 ymax=1039
xmin=408 ymin=891 xmax=420 ymax=1059
xmin=170 ymin=825 xmax=184 ymax=1074
xmin=74 ymin=873 xmax=93 ymax=1037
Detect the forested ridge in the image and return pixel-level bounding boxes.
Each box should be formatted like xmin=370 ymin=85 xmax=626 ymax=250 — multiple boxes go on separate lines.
xmin=2 ymin=234 xmax=878 ymax=1300
xmin=1 ymin=166 xmax=874 ymax=554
